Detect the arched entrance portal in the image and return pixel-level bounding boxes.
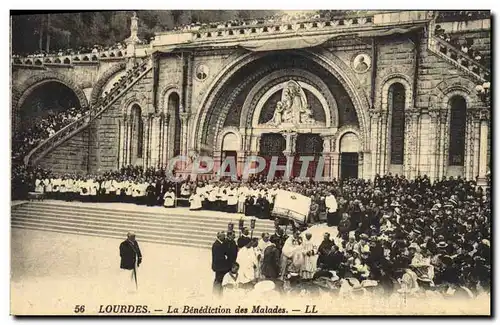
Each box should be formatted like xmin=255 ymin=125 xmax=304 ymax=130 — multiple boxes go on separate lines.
xmin=18 ymin=81 xmax=81 ymax=131
xmin=339 ymin=132 xmax=360 ymax=180
xmin=194 ymin=51 xmax=367 ymax=180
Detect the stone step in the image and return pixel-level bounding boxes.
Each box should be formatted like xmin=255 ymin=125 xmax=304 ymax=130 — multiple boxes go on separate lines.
xmin=12 ymin=217 xmax=216 ymax=243
xmin=12 ymin=212 xmax=274 ymax=236
xmin=11 ymin=201 xmax=285 ymax=250
xmin=14 ymin=203 xmax=274 ymax=227
xmin=12 ymin=208 xmax=275 ymax=234
xmin=11 ymin=223 xmax=210 ymax=249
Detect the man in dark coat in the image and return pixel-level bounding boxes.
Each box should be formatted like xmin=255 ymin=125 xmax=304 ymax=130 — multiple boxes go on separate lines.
xmin=212 ymin=231 xmax=230 ymax=296
xmin=225 ymin=232 xmax=238 ymax=267
xmin=261 ymin=239 xmax=281 ymax=279
xmin=317 ymin=232 xmax=334 ymax=268
xmin=237 ymin=227 xmax=252 ymax=249
xmin=119 ymin=232 xmax=142 ymax=292
xmin=244 ymin=196 xmax=255 ymax=216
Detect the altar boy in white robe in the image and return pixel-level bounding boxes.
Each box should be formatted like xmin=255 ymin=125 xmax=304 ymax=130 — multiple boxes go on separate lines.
xmin=35 ymin=178 xmax=45 ymax=194
xmin=226 ymin=187 xmax=238 ymax=213
xmin=189 ymin=192 xmax=203 ymax=210
xmin=163 ymin=188 xmax=176 ymax=208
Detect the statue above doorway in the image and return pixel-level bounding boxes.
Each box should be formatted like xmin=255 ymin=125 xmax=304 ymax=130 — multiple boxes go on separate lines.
xmin=264 ymin=80 xmax=320 ymax=127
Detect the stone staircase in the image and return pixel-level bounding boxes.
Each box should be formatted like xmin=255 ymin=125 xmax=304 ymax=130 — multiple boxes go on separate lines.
xmin=11 ymin=201 xmax=278 ymax=249
xmin=24 ymin=58 xmax=153 ymax=166
xmin=428 ymin=35 xmax=490 ymax=82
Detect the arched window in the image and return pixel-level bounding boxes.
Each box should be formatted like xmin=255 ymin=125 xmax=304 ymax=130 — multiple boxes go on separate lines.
xmin=448 ymin=96 xmax=467 ymax=166
xmin=389 ymin=83 xmax=406 ymax=165
xmin=168 ymin=92 xmax=181 ymax=156
xmin=131 ymin=104 xmax=143 ymax=159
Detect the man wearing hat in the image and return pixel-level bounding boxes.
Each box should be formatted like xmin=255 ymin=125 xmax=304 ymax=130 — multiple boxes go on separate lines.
xmin=212 ymin=231 xmax=230 ymax=296
xmin=119 ymin=231 xmax=142 ymax=293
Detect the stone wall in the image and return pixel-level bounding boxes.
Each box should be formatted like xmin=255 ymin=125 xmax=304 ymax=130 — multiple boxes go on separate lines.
xmin=37 ymin=129 xmax=90 ymax=174
xmin=90 ymin=69 xmax=155 ymax=172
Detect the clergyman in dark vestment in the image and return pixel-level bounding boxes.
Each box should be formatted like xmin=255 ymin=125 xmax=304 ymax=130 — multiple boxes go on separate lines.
xmin=119 ymin=232 xmax=142 ymax=292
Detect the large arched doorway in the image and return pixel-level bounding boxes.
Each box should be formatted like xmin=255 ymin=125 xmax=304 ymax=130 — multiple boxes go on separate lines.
xmin=339 ymin=132 xmax=360 ymax=180
xmin=18 ymin=81 xmax=81 ymax=131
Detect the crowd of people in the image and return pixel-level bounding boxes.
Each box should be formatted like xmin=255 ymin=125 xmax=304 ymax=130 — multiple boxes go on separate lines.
xmin=12 ymin=106 xmax=89 ymax=163
xmin=171 ymin=11 xmax=326 ymax=33
xmin=12 ymin=57 xmax=147 ymax=166
xmin=12 ymin=162 xmax=492 ymax=299
xmin=209 ymin=174 xmax=490 ymax=299
xmin=434 ymin=25 xmax=488 ymax=67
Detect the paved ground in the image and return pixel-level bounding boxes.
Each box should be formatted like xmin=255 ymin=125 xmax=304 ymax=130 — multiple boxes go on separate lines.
xmin=11 ymin=228 xmax=490 ymax=316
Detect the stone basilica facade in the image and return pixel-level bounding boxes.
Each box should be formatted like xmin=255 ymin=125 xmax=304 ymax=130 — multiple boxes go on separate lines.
xmin=12 ymin=11 xmax=491 ymax=183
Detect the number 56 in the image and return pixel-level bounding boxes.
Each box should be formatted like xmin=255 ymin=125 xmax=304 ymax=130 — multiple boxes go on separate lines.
xmin=74 ymin=305 xmax=85 ymax=313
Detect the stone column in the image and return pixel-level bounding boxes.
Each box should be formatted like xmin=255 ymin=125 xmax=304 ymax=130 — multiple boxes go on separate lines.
xmin=369 ymin=111 xmax=380 ymax=179
xmin=126 ymin=116 xmax=133 ymax=166
xmin=321 ymin=135 xmax=332 ymax=180
xmin=148 ymin=115 xmax=157 ymax=168
xmin=437 ymin=111 xmax=448 ymax=179
xmin=331 ymin=152 xmax=340 ymax=180
xmin=403 ymin=110 xmax=414 ymax=178
xmin=118 ymin=114 xmax=126 ymax=168
xmin=380 ymin=112 xmax=389 ymax=175
xmin=477 ymin=109 xmax=490 ymax=186
xmin=162 ymin=113 xmax=170 ymax=167
xmin=358 ymin=152 xmax=364 ymax=179
xmin=472 ymin=113 xmax=481 ymax=180
xmin=237 ymin=150 xmax=245 ymax=177
xmin=282 ymin=132 xmax=297 ymax=178
xmin=362 ymin=151 xmax=372 ymax=180
xmin=427 ymin=110 xmax=440 ymax=182
xmin=141 ymin=115 xmax=150 ymax=168
xmin=179 ymin=112 xmax=191 ymax=159
xmin=213 ymin=150 xmax=222 ymax=175
xmin=411 ymin=111 xmax=420 ymax=179
xmin=464 ymin=111 xmax=474 ymax=180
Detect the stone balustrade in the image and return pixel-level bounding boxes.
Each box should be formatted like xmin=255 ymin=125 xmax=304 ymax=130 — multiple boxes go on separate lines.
xmin=191 ymin=15 xmax=375 ymax=41
xmin=12 ymin=48 xmax=130 ymax=67
xmin=429 ymin=36 xmax=490 ymax=81
xmin=24 ymin=57 xmax=152 ymax=166
xmin=151 ymin=11 xmax=432 ymax=46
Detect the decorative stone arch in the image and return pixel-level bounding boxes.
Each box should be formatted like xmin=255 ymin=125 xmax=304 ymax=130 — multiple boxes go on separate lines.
xmin=160 ymin=85 xmax=182 ymax=115
xmin=193 ymin=49 xmax=371 ymax=152
xmin=90 ymin=62 xmax=126 ymax=105
xmin=332 ymin=125 xmax=363 ymax=153
xmin=192 ymin=51 xmax=266 ymax=150
xmin=214 ymin=126 xmax=242 ymax=153
xmin=13 ymin=71 xmax=88 ymax=114
xmin=429 ymin=76 xmax=479 ymax=110
xmin=121 ymin=92 xmax=150 ymax=118
xmin=380 ymin=74 xmax=414 ymax=111
xmin=250 ymin=81 xmax=331 ymax=128
xmin=440 ymin=87 xmax=474 ymax=172
xmin=239 ymin=68 xmax=337 ymax=129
